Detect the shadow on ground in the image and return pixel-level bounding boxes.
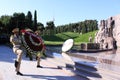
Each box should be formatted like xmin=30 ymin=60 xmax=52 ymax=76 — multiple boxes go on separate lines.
xmin=23 ymin=74 xmax=82 ymax=80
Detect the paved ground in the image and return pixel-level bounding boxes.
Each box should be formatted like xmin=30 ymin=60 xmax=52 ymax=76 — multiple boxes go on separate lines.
xmin=0 ymin=45 xmax=83 ymax=80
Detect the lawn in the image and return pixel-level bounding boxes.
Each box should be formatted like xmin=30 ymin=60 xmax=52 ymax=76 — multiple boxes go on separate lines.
xmin=43 ymin=31 xmax=98 ymax=45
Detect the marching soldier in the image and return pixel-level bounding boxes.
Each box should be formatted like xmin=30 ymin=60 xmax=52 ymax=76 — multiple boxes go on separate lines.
xmin=35 ymin=30 xmax=45 ymax=68
xmin=10 ymin=28 xmax=23 ymax=76
xmin=23 ymin=29 xmax=45 ymax=68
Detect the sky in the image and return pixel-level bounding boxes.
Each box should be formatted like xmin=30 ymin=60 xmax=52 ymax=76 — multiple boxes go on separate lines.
xmin=0 ymin=0 xmax=120 ymax=26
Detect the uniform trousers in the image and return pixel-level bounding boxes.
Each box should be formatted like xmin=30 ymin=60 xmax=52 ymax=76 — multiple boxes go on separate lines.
xmin=13 ymin=47 xmax=23 ymax=72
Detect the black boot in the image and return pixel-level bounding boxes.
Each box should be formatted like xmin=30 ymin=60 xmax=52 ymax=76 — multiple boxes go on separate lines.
xmin=15 ymin=60 xmax=19 ymax=68
xmin=16 ymin=71 xmax=23 ymax=76
xmin=37 ymin=65 xmax=43 ymax=68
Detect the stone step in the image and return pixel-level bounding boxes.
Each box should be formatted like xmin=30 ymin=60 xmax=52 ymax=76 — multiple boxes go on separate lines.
xmin=75 ymin=61 xmax=120 ymax=80
xmin=45 ymin=49 xmax=120 ymax=79
xmin=75 ymin=61 xmax=98 ymax=71
xmin=72 ymin=61 xmax=101 ymax=80
xmin=75 ymin=65 xmax=120 ymax=80
xmin=68 ymin=51 xmax=120 ymax=73
xmin=74 ymin=70 xmax=101 ymax=80
xmin=46 ymin=52 xmax=107 ymax=79
xmin=74 ymin=68 xmax=119 ymax=80
xmin=75 ymin=65 xmax=100 ymax=77
xmin=68 ymin=49 xmax=119 ymax=67
xmin=75 ymin=62 xmax=101 ymax=78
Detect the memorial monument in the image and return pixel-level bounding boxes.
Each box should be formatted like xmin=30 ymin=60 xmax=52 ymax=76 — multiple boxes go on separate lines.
xmin=94 ymin=15 xmax=120 ymax=49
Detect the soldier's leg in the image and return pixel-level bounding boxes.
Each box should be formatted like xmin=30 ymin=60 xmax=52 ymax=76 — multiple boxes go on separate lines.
xmin=16 ymin=49 xmax=23 ymax=71
xmin=13 ymin=48 xmax=23 ymax=75
xmin=37 ymin=56 xmax=40 ymax=65
xmin=36 ymin=56 xmax=42 ymax=68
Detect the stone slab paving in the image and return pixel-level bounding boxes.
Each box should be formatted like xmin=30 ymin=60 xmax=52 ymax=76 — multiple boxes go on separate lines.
xmin=0 ymin=45 xmax=84 ymax=80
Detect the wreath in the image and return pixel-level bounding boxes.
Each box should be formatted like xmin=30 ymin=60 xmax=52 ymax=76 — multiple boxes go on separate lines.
xmin=21 ymin=30 xmax=45 ymax=56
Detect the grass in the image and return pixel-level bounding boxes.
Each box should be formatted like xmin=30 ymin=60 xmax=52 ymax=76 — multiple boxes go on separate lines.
xmin=45 ymin=41 xmax=64 ymax=46
xmin=43 ymin=32 xmax=79 ymax=42
xmin=43 ymin=31 xmax=98 ymax=45
xmin=74 ymin=31 xmax=97 ymax=43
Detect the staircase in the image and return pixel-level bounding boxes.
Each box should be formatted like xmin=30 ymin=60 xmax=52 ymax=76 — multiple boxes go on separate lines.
xmin=74 ymin=60 xmax=120 ymax=80
xmin=68 ymin=51 xmax=120 ymax=80
xmin=74 ymin=60 xmax=101 ymax=80
xmin=45 ymin=47 xmax=120 ymax=80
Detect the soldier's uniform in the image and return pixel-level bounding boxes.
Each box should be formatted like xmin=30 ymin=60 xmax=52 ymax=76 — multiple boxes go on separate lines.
xmin=10 ymin=28 xmax=23 ymax=76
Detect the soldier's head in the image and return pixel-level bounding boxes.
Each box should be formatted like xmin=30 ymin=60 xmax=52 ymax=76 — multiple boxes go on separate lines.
xmin=12 ymin=28 xmax=19 ymax=34
xmin=35 ymin=30 xmax=41 ymax=35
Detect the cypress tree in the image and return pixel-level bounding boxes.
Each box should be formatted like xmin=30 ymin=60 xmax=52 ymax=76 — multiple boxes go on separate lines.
xmin=33 ymin=10 xmax=37 ymax=31
xmin=26 ymin=11 xmax=33 ymax=29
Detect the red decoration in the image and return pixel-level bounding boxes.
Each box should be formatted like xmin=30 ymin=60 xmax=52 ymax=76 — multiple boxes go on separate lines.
xmin=21 ymin=29 xmax=45 ymax=55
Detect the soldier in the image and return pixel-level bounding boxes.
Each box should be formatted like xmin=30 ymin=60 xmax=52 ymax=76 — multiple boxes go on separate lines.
xmin=10 ymin=28 xmax=23 ymax=76
xmin=35 ymin=30 xmax=45 ymax=68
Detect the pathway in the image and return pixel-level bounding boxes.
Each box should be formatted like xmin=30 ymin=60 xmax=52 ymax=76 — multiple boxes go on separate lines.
xmin=0 ymin=45 xmax=83 ymax=80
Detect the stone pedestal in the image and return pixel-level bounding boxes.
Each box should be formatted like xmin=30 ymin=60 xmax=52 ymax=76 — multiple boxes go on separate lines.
xmin=80 ymin=43 xmax=100 ymax=50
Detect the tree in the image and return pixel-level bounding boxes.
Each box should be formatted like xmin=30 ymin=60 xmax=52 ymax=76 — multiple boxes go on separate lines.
xmin=37 ymin=22 xmax=45 ymax=32
xmin=93 ymin=20 xmax=98 ymax=30
xmin=33 ymin=10 xmax=37 ymax=31
xmin=81 ymin=22 xmax=86 ymax=34
xmin=0 ymin=15 xmax=11 ymax=33
xmin=46 ymin=21 xmax=55 ymax=35
xmin=26 ymin=11 xmax=33 ymax=29
xmin=0 ymin=21 xmax=4 ymax=34
xmin=12 ymin=12 xmax=25 ymax=29
xmin=78 ymin=22 xmax=82 ymax=34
